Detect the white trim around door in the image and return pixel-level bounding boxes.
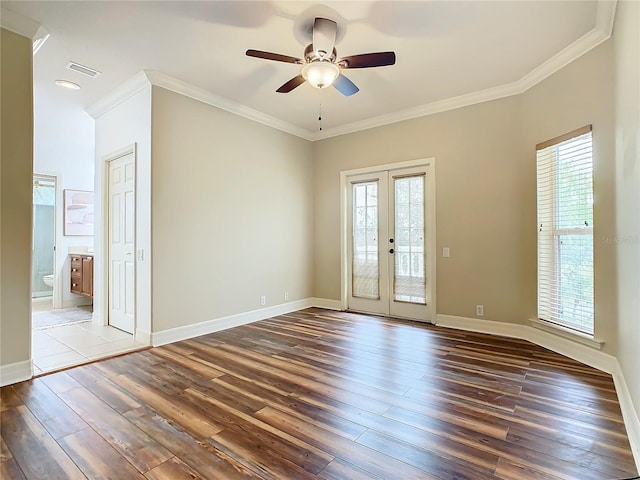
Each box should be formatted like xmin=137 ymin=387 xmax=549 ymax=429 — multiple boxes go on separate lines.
xmin=102 ymin=145 xmax=137 ymax=335
xmin=340 ymin=158 xmax=436 ymax=323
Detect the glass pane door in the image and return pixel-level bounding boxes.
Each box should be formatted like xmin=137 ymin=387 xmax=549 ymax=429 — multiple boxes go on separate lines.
xmin=32 ymin=176 xmax=56 ymax=298
xmin=346 ymin=164 xmax=434 ymax=322
xmin=393 ymin=175 xmax=426 ymax=304
xmin=347 ymin=172 xmax=389 ymax=315
xmin=352 ymin=181 xmax=380 ymax=299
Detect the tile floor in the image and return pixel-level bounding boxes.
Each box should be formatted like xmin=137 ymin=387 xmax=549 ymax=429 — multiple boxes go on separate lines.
xmin=33 ymin=322 xmax=145 ymax=375
xmin=33 ymin=304 xmax=93 ymax=329
xmin=33 ymin=307 xmax=146 ymax=375
xmin=32 ymin=296 xmax=54 ymax=312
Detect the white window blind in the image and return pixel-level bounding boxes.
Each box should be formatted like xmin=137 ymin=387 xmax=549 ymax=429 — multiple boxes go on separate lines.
xmin=536 ymin=125 xmax=594 ymax=335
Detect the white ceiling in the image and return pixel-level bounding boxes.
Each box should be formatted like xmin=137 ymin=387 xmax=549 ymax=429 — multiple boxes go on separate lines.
xmin=2 ymin=1 xmax=614 ymax=140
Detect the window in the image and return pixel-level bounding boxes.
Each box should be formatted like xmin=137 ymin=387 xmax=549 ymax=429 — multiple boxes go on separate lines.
xmin=536 ymin=125 xmax=594 ymax=335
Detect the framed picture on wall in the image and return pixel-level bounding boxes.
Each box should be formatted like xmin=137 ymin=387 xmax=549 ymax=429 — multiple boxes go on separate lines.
xmin=64 ymin=189 xmax=94 ymax=236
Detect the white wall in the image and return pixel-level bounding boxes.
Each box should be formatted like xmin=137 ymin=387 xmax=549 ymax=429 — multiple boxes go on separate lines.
xmin=34 ymin=89 xmax=95 ymax=308
xmin=613 ymin=0 xmax=640 ymax=452
xmin=93 ymin=84 xmax=152 ymax=339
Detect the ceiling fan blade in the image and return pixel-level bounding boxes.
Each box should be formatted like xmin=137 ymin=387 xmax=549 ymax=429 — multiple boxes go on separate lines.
xmin=338 ymin=52 xmax=396 ymax=69
xmin=276 ymin=75 xmax=306 ymax=93
xmin=246 ymin=49 xmax=302 ymax=64
xmin=333 ymin=74 xmax=359 ymax=96
xmin=312 ymin=17 xmax=337 ymax=58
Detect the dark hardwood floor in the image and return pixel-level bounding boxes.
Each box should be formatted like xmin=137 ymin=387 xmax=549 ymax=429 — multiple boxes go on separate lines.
xmin=1 ymin=308 xmax=637 ymax=479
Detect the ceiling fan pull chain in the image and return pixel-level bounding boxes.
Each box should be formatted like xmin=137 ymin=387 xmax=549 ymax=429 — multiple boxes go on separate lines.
xmin=318 ymin=102 xmax=323 ymax=131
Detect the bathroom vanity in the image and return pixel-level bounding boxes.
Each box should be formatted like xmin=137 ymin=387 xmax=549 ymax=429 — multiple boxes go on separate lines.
xmin=70 ymin=254 xmax=93 ymax=298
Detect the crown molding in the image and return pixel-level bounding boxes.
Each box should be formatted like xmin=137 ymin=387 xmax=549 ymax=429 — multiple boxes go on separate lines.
xmin=517 ymin=25 xmax=612 ymax=92
xmin=0 ymin=7 xmax=40 ymax=39
xmin=145 ymin=71 xmax=313 ymax=141
xmin=84 ymin=0 xmax=616 ymax=141
xmin=87 ymin=69 xmax=312 ymax=139
xmin=86 ymin=71 xmax=151 ymax=118
xmin=314 ymin=0 xmax=617 ymax=141
xmin=596 ymin=0 xmax=618 ymax=34
xmin=312 ymin=81 xmax=524 ymax=140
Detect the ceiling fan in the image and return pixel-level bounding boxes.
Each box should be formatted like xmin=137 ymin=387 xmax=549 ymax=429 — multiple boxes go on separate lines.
xmin=246 ymin=17 xmax=396 ymax=96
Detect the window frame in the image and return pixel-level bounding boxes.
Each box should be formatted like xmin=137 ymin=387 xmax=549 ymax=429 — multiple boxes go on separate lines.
xmin=536 ymin=125 xmax=594 ymax=336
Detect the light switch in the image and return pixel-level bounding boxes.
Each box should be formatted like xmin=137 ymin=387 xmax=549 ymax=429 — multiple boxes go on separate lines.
xmin=443 ymin=247 xmax=450 ymax=258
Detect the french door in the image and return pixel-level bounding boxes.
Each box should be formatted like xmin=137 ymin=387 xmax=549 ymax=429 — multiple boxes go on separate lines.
xmin=346 ymin=164 xmax=435 ymax=322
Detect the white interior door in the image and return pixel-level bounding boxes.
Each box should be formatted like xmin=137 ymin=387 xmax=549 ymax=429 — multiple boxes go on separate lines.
xmin=108 ymin=153 xmax=135 ymax=333
xmin=347 ymin=164 xmax=435 ymax=322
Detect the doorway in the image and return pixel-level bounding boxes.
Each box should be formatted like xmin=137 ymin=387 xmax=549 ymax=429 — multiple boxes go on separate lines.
xmin=32 ymin=175 xmax=56 ymax=306
xmin=342 ymin=160 xmax=436 ymax=322
xmin=30 ymin=174 xmax=137 ymax=375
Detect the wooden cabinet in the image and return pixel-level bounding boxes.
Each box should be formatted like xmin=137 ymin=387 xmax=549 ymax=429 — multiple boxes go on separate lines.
xmin=70 ymin=255 xmax=93 ymax=298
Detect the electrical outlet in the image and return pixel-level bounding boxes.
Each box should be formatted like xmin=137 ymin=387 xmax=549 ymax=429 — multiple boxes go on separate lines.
xmin=443 ymin=247 xmax=450 ymax=258
xmin=260 ymin=296 xmax=266 ymax=306
xmin=476 ymin=304 xmax=484 ymax=317
xmin=284 ymin=292 xmax=289 ymax=301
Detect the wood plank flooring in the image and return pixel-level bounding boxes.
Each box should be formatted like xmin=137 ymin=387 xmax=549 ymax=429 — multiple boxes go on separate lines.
xmin=1 ymin=308 xmax=638 ymax=479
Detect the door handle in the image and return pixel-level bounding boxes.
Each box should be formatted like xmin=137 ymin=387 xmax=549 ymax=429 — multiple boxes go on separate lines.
xmin=389 ymin=248 xmax=395 ymax=254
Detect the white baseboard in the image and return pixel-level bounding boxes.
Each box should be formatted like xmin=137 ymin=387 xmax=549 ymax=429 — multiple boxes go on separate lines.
xmin=526 ymin=326 xmax=617 ymax=374
xmin=435 ymin=314 xmax=617 ymax=373
xmin=61 ymin=296 xmax=93 ymax=309
xmin=612 ymin=361 xmax=640 ymax=468
xmin=151 ymin=298 xmax=315 ymax=347
xmin=310 ymin=297 xmax=343 ymax=310
xmin=0 ymin=360 xmax=32 ymax=387
xmin=436 ymin=314 xmax=526 ymax=340
xmin=435 ymin=313 xmax=639 ymax=470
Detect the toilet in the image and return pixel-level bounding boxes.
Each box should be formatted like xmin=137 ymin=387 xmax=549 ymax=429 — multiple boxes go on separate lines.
xmin=43 ymin=274 xmax=54 ymax=288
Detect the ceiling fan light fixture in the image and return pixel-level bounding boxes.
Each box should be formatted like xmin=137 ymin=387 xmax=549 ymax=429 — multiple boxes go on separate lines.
xmin=301 ymin=61 xmax=339 ymax=89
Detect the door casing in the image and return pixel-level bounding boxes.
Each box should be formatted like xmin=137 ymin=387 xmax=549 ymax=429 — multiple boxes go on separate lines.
xmin=340 ymin=158 xmax=436 ymax=322
xmin=102 ymin=145 xmax=137 ymax=334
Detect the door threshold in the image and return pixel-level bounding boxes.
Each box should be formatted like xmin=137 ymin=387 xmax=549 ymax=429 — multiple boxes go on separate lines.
xmin=33 ymin=345 xmax=150 ymax=379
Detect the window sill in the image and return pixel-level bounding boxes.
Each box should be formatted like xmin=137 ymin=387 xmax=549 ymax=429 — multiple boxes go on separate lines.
xmin=530 ymin=318 xmax=604 ymax=350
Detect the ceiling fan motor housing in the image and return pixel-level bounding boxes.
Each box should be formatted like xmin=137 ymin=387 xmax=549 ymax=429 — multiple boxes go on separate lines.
xmin=304 ymin=43 xmax=337 ymax=63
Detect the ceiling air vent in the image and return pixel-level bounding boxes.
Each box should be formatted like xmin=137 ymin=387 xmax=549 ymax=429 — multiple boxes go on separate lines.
xmin=66 ymin=61 xmax=101 ymax=78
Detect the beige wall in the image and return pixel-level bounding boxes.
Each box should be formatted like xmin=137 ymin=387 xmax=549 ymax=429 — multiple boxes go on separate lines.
xmin=521 ymin=41 xmax=616 ymax=354
xmin=613 ymin=0 xmax=640 ymax=429
xmin=151 ymin=87 xmax=314 ymax=332
xmin=314 ymin=41 xmax=616 ymax=352
xmin=0 ymin=28 xmax=33 ymax=372
xmin=313 ymin=97 xmax=532 ymax=323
